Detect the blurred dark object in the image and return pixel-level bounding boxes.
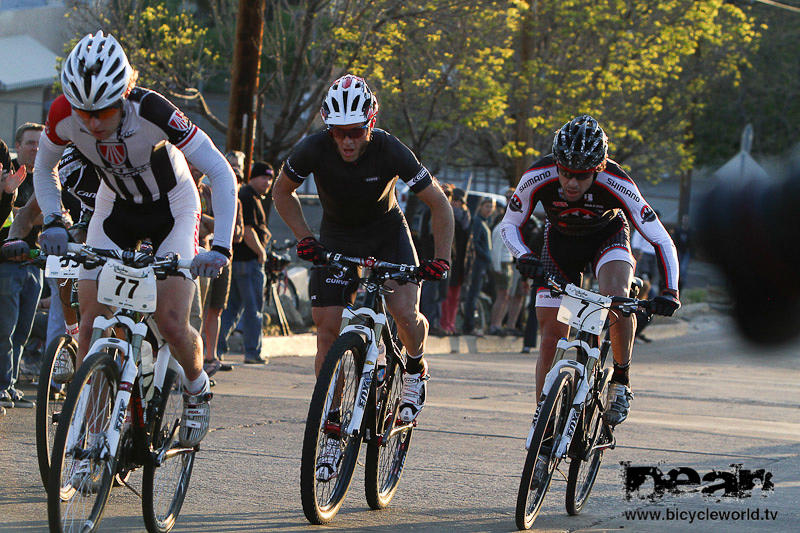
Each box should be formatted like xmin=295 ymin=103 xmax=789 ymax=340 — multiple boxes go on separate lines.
xmin=694 ymin=173 xmax=800 ymax=345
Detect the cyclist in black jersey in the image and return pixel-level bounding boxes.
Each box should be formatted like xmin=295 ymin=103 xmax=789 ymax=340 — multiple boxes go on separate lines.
xmin=498 ymin=115 xmax=681 ymax=426
xmin=273 ymin=75 xmax=454 ymax=429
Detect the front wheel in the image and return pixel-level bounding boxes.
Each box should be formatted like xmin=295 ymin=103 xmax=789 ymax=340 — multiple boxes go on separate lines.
xmin=515 ymin=370 xmax=573 ymax=530
xmin=36 ymin=334 xmax=77 ymax=489
xmin=48 ymin=350 xmax=119 ymax=533
xmin=300 ymin=332 xmax=366 ymax=524
xmin=142 ymin=369 xmax=195 ymax=533
xmin=365 ymin=354 xmax=413 ymax=509
xmin=565 ymin=397 xmax=607 ymax=515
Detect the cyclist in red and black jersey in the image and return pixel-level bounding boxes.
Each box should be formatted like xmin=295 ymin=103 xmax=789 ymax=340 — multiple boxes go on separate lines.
xmin=498 ymin=115 xmax=681 ymax=426
xmin=273 ymin=75 xmax=454 ymax=439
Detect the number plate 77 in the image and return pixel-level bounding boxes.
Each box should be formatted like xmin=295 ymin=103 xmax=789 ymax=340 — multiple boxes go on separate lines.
xmin=97 ymin=261 xmax=157 ymax=312
xmin=556 ymin=294 xmax=610 ymax=334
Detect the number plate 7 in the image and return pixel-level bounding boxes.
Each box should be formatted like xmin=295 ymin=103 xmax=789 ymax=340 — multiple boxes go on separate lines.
xmin=97 ymin=261 xmax=157 ymax=312
xmin=557 ymin=294 xmax=610 ymax=334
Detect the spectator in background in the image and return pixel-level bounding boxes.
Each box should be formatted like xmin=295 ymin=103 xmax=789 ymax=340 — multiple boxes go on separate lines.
xmin=521 ymin=214 xmax=544 ymax=353
xmin=218 ymin=161 xmax=273 ymax=364
xmin=672 ymin=214 xmax=691 ymax=291
xmin=488 ymin=188 xmax=516 ymax=336
xmin=226 ymin=150 xmax=245 ymax=183
xmin=440 ymin=187 xmax=470 ymax=335
xmin=191 ymin=160 xmax=244 ymax=375
xmin=11 ymin=123 xmax=44 ymax=208
xmin=0 ymin=144 xmax=41 ymax=409
xmin=419 ymin=181 xmax=452 ymax=335
xmin=462 ymin=197 xmax=494 ymax=335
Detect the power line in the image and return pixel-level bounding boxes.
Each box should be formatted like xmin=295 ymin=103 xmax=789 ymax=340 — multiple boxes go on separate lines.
xmin=751 ymin=0 xmax=800 ymax=13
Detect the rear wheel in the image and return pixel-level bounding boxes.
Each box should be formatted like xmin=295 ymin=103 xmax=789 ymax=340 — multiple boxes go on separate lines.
xmin=36 ymin=334 xmax=76 ymax=489
xmin=365 ymin=353 xmax=413 ymax=509
xmin=300 ymin=332 xmax=365 ymax=524
xmin=515 ymin=371 xmax=573 ymax=530
xmin=142 ymin=369 xmax=195 ymax=533
xmin=48 ymin=350 xmax=119 ymax=533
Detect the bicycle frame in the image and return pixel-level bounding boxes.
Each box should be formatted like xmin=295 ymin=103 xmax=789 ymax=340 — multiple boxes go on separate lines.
xmin=339 ymin=288 xmax=388 ymax=438
xmin=67 ymin=298 xmax=184 ymax=467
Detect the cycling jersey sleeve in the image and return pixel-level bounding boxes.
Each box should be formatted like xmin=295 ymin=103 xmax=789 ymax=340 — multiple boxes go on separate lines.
xmin=33 ymin=132 xmax=68 ymax=218
xmin=384 ymin=133 xmax=432 ymax=193
xmin=497 ymin=163 xmax=553 ymax=258
xmin=282 ymin=135 xmax=317 ymax=183
xmin=596 ymin=170 xmax=680 ymax=290
xmin=138 ymin=90 xmax=201 ymax=151
xmin=182 ymin=130 xmax=237 ymax=254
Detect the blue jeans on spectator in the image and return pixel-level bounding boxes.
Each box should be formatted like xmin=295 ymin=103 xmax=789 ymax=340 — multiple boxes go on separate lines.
xmin=46 ymin=277 xmax=66 ymax=348
xmin=218 ymin=260 xmax=266 ymax=360
xmin=463 ymin=259 xmax=489 ymax=332
xmin=0 ymin=262 xmax=43 ymax=393
xmin=420 ymin=279 xmax=443 ymax=328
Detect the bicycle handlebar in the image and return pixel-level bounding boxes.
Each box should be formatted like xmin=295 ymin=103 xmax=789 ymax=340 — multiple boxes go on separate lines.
xmin=543 ymin=275 xmax=652 ymax=315
xmin=64 ymin=243 xmax=193 ymax=272
xmin=323 ymin=251 xmax=421 ymax=283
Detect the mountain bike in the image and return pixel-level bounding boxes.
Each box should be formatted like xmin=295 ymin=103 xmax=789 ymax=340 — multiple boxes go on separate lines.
xmin=515 ymin=276 xmax=650 ymax=529
xmin=300 ymin=253 xmax=420 ymax=524
xmin=264 ymin=238 xmax=299 ymax=335
xmin=36 ymin=254 xmax=80 ymax=489
xmin=47 ymin=244 xmax=200 ymax=533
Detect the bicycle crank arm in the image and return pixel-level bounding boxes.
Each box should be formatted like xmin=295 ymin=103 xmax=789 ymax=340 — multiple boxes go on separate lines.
xmin=154 ymin=419 xmax=181 ymax=465
xmin=380 ymin=420 xmax=414 ymax=444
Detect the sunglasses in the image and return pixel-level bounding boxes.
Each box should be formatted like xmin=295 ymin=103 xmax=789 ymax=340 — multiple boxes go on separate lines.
xmin=73 ymin=104 xmax=121 ymax=122
xmin=556 ymin=163 xmax=596 ymax=181
xmin=329 ymin=124 xmax=368 ymax=140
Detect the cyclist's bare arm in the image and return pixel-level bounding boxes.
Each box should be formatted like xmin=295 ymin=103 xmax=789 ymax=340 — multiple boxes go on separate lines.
xmin=416 ymin=181 xmax=455 ymax=262
xmin=273 ymin=169 xmax=315 ymax=240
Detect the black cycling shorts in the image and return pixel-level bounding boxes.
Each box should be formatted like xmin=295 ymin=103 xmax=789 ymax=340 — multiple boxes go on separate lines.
xmin=309 ymin=215 xmax=418 ymax=307
xmin=540 ymin=213 xmax=633 ymax=285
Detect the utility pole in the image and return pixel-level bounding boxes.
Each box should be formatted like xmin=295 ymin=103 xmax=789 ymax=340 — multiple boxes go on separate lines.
xmin=226 ymin=0 xmax=266 ymax=181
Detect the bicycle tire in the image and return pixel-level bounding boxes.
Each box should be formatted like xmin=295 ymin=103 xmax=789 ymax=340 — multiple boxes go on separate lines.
xmin=300 ymin=332 xmax=366 ymax=524
xmin=565 ymin=370 xmax=611 ymax=515
xmin=48 ymin=350 xmax=120 ymax=533
xmin=36 ymin=334 xmax=77 ymax=488
xmin=142 ymin=368 xmax=195 ymax=533
xmin=515 ymin=370 xmax=573 ymax=530
xmin=365 ymin=353 xmax=413 ymax=509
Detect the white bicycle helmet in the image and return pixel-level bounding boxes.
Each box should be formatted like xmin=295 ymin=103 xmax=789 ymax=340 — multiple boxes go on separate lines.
xmin=320 ymin=74 xmax=379 ymax=126
xmin=61 ymin=31 xmax=133 ymax=111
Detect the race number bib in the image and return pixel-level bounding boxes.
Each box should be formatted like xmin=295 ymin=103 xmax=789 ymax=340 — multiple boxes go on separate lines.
xmin=557 ymin=294 xmax=611 ymax=334
xmin=97 ymin=262 xmax=157 ymax=312
xmin=45 ymin=255 xmax=80 ymax=279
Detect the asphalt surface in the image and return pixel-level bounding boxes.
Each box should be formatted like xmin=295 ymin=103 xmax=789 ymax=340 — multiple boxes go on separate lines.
xmin=1 ymin=313 xmax=799 ymax=532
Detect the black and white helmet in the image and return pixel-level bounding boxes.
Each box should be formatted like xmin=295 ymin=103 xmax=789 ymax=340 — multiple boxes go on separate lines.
xmin=552 ymin=115 xmax=608 ymax=171
xmin=320 ymin=74 xmax=379 ymax=126
xmin=61 ymin=31 xmax=133 ymax=111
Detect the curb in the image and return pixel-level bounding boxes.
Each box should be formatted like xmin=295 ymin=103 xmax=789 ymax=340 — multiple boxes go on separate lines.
xmin=254 ymin=320 xmax=691 ymax=358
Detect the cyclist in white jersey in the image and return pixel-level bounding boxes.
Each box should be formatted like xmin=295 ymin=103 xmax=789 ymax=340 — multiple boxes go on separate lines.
xmin=32 ymin=31 xmax=237 ymax=447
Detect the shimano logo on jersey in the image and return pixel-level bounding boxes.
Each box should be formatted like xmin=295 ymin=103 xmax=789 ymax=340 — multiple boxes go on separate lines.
xmin=519 ymin=169 xmax=553 ymax=193
xmin=407 ymin=167 xmax=429 ymax=187
xmin=607 ymin=179 xmax=640 ymax=202
xmin=509 ymin=193 xmax=523 ymax=212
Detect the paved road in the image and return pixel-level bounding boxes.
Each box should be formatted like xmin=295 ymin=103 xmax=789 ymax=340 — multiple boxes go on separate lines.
xmin=2 ymin=318 xmax=799 ymax=532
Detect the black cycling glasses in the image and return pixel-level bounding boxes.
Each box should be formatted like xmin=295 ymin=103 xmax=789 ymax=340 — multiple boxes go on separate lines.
xmin=556 ymin=163 xmax=596 ymax=181
xmin=329 ymin=124 xmax=369 ymax=140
